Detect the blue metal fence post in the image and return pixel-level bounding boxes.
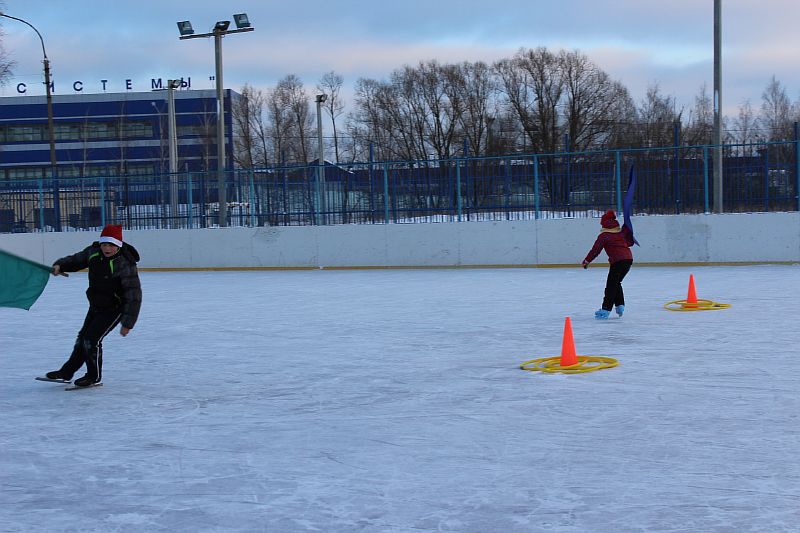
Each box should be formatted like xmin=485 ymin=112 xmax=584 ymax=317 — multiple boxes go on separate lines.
xmin=52 ymin=172 xmax=62 ymax=232
xmin=614 ymin=151 xmax=622 ymax=213
xmin=369 ymin=143 xmax=375 ymax=222
xmin=382 ymin=164 xmax=390 ymax=223
xmin=99 ymin=177 xmax=106 ymax=227
xmin=456 ymin=161 xmax=462 ymax=222
xmin=795 ymin=122 xmax=800 ymax=211
xmin=314 ymin=166 xmax=321 ymax=226
xmin=187 ymin=167 xmax=194 ymax=229
xmin=703 ymin=146 xmax=710 ymax=213
xmin=37 ymin=178 xmax=44 ymax=231
xmin=673 ymin=122 xmax=681 ymax=214
xmin=533 ymin=155 xmax=540 ymax=220
xmin=503 ymin=156 xmax=511 ymax=221
xmin=763 ymin=146 xmax=770 ymax=211
xmin=248 ymin=169 xmax=256 ymax=227
xmin=200 ymin=171 xmax=207 ymax=229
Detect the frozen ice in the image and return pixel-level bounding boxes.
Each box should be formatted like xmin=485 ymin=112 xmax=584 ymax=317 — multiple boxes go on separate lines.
xmin=2 ymin=265 xmax=799 ymax=532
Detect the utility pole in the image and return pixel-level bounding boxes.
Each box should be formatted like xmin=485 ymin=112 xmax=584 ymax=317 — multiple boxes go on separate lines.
xmin=315 ymin=94 xmax=327 ymax=225
xmin=167 ymin=80 xmax=180 ymax=228
xmin=713 ymin=0 xmax=723 ymax=213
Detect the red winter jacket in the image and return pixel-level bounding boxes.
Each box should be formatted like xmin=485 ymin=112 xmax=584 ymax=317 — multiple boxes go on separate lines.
xmin=584 ymin=226 xmax=634 ymax=265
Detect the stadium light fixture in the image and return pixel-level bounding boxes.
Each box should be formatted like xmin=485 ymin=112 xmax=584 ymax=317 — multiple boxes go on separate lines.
xmin=233 ymin=14 xmax=251 ymax=29
xmin=177 ymin=14 xmax=254 ymax=227
xmin=177 ymin=21 xmax=194 ymax=36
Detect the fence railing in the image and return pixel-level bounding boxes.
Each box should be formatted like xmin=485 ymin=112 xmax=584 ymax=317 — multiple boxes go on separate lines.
xmin=1 ymin=140 xmax=798 ymax=233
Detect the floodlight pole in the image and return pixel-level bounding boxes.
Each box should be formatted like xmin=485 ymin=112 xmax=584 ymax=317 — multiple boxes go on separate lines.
xmin=315 ymin=94 xmax=327 ymax=225
xmin=213 ymin=32 xmax=226 ymax=226
xmin=1 ymin=12 xmax=60 ymax=230
xmin=712 ymin=0 xmax=723 ymax=213
xmin=167 ymin=80 xmax=180 ymax=227
xmin=179 ymin=21 xmax=253 ymax=227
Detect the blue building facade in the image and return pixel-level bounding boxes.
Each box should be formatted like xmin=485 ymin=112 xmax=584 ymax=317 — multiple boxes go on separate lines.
xmin=0 ymin=89 xmax=236 ymax=181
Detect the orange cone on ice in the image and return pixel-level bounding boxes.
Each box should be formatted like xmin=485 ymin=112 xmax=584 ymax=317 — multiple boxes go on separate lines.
xmin=686 ymin=274 xmax=698 ymax=308
xmin=560 ymin=317 xmax=579 ymax=366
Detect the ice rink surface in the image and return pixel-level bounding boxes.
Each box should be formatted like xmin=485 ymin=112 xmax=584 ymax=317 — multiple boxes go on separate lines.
xmin=2 ymin=264 xmax=799 ymax=532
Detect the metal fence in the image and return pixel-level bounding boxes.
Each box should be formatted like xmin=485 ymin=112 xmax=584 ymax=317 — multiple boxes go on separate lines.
xmin=1 ymin=140 xmax=798 ymax=233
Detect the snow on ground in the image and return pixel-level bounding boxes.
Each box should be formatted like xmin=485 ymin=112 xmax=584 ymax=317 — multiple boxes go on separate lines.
xmin=1 ymin=264 xmax=799 ymax=532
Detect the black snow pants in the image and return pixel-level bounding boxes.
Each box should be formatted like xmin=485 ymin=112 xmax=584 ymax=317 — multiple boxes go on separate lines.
xmin=59 ymin=308 xmax=121 ymax=382
xmin=602 ymin=259 xmax=633 ymax=311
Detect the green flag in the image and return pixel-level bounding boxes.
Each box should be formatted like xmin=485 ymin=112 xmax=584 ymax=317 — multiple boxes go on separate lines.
xmin=0 ymin=248 xmax=52 ymax=310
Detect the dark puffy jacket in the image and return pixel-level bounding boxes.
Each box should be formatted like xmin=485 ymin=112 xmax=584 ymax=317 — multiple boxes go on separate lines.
xmin=584 ymin=226 xmax=634 ymax=265
xmin=54 ymin=242 xmax=142 ymax=329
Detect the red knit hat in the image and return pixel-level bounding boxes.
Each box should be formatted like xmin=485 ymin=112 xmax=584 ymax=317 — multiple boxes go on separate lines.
xmin=600 ymin=210 xmax=619 ymax=229
xmin=99 ymin=224 xmax=123 ymax=247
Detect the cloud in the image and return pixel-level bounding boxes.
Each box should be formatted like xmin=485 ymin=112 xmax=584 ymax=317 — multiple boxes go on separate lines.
xmin=2 ymin=0 xmax=798 ymax=117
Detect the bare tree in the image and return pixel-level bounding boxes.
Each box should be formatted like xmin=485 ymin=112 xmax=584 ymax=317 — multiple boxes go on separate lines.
xmin=732 ymin=99 xmax=758 ymax=155
xmin=272 ymin=75 xmax=312 ymax=163
xmin=759 ymin=75 xmax=793 ymax=141
xmin=232 ymin=84 xmax=260 ymax=169
xmin=238 ymin=86 xmax=272 ymax=168
xmin=0 ymin=16 xmax=15 ymax=86
xmin=452 ymin=61 xmax=496 ymax=156
xmin=559 ymin=49 xmax=633 ymax=151
xmin=600 ymin=81 xmax=638 ymax=149
xmin=494 ymin=47 xmax=565 ymax=155
xmin=347 ymin=76 xmax=422 ymax=162
xmin=416 ymin=60 xmax=464 ymax=159
xmin=391 ymin=65 xmax=434 ymax=160
xmin=248 ymin=88 xmax=271 ymax=167
xmin=637 ymin=83 xmax=682 ymax=148
xmin=317 ymin=71 xmax=345 ymax=164
xmin=266 ymin=86 xmax=290 ymax=165
xmin=265 ymin=76 xmax=313 ymax=165
xmin=349 ymin=73 xmax=425 ymax=161
xmin=683 ymin=83 xmax=714 ymax=146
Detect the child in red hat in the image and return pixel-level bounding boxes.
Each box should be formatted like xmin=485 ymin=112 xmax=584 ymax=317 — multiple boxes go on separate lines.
xmin=582 ymin=210 xmax=634 ymax=319
xmin=43 ymin=224 xmax=142 ymax=388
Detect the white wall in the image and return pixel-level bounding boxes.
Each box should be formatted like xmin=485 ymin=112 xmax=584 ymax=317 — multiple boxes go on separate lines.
xmin=1 ymin=212 xmax=798 ymax=269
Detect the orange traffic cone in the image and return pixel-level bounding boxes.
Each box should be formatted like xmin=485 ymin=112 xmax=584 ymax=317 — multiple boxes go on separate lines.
xmin=560 ymin=317 xmax=579 ymax=366
xmin=686 ymin=274 xmax=698 ymax=308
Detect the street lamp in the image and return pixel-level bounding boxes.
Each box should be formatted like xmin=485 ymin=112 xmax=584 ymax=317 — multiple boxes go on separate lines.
xmin=165 ymin=80 xmax=181 ymax=228
xmin=177 ymin=14 xmax=254 ymax=227
xmin=315 ymin=94 xmax=327 ymax=225
xmin=0 ymin=12 xmax=60 ymax=230
xmin=151 ymin=81 xmax=181 ymax=229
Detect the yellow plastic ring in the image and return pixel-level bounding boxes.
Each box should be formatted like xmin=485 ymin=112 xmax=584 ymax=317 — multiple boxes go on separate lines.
xmin=520 ymin=355 xmax=619 ymax=374
xmin=663 ymin=299 xmax=731 ymax=311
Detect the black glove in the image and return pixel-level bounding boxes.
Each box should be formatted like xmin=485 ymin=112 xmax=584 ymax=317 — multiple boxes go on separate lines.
xmin=582 ymin=261 xmax=588 ymax=269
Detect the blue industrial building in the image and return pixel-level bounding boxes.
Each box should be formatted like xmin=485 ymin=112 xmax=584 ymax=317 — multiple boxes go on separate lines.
xmin=0 ymin=89 xmax=235 ymax=181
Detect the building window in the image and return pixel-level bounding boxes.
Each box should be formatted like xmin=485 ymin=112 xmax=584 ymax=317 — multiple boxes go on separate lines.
xmin=125 ymin=164 xmax=156 ymax=176
xmin=120 ymin=121 xmax=152 ymax=138
xmin=7 ymin=167 xmax=46 ymax=179
xmin=84 ymin=122 xmax=115 ymax=140
xmin=54 ymin=123 xmax=82 ymax=141
xmin=58 ymin=166 xmax=81 ymax=178
xmin=178 ymin=125 xmax=210 ymax=137
xmin=7 ymin=125 xmax=44 ymax=142
xmin=84 ymin=165 xmax=116 ymax=177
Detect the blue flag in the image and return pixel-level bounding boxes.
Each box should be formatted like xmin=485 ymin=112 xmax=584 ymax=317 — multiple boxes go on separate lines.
xmin=622 ymin=165 xmax=640 ymax=246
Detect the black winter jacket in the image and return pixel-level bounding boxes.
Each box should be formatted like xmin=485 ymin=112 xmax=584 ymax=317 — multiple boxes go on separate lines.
xmin=54 ymin=242 xmax=142 ymax=329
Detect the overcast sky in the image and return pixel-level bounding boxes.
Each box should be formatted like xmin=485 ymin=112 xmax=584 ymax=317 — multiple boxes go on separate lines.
xmin=1 ymin=0 xmax=798 ymax=118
